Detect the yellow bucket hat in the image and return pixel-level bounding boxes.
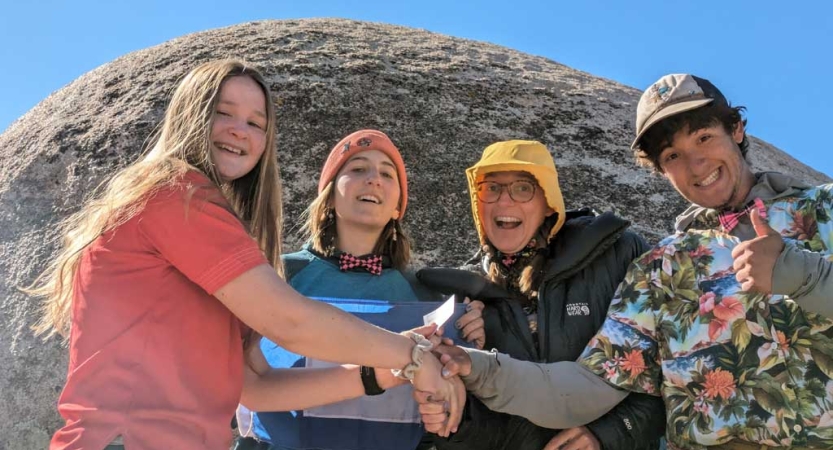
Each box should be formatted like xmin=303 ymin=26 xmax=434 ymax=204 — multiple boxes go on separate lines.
xmin=465 ymin=140 xmax=566 ymax=246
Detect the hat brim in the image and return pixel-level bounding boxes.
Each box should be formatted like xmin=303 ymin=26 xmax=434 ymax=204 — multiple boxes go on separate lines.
xmin=630 ymin=98 xmax=714 ymax=150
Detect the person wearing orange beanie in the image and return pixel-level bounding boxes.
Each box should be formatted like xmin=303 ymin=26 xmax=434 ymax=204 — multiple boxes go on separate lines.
xmin=234 ymin=129 xmax=485 ymax=450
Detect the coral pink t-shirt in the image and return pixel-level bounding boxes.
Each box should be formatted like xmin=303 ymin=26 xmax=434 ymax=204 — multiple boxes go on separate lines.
xmin=51 ymin=172 xmax=268 ymax=450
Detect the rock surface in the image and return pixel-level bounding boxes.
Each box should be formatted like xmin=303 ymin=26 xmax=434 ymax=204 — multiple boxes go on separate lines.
xmin=0 ymin=18 xmax=828 ymax=446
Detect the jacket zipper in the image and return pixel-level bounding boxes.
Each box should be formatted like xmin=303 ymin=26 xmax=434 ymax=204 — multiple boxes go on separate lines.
xmin=502 ymin=301 xmax=538 ymax=360
xmin=537 ymin=274 xmax=567 ymax=363
xmin=537 ymin=284 xmax=548 ymax=362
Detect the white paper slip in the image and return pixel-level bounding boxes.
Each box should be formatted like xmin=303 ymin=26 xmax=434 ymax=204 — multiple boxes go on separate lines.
xmin=423 ymin=295 xmax=456 ymax=330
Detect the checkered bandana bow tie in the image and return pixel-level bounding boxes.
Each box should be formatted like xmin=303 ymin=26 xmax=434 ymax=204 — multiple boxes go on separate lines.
xmin=338 ymin=253 xmax=383 ymax=275
xmin=718 ymin=197 xmax=767 ymax=232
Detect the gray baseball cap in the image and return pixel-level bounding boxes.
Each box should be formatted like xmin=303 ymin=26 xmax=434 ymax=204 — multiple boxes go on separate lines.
xmin=631 ymin=74 xmax=728 ymax=150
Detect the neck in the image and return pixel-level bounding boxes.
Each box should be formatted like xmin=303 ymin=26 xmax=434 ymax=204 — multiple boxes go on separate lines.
xmin=726 ymin=169 xmax=758 ymax=210
xmin=334 ymin=221 xmax=383 ymax=256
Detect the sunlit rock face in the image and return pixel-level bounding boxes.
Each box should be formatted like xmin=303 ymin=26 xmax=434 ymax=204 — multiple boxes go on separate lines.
xmin=1 ymin=18 xmax=827 ymax=447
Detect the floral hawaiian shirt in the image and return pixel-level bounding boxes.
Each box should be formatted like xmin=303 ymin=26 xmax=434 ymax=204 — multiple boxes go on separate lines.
xmin=579 ymin=184 xmax=833 ymax=449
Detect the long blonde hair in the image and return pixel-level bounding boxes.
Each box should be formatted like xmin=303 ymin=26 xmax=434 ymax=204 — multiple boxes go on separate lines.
xmin=302 ymin=182 xmax=411 ymax=271
xmin=28 ymin=59 xmax=284 ymax=339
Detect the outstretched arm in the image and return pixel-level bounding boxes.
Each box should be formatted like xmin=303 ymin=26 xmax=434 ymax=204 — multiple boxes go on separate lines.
xmin=217 ymin=265 xmax=420 ymax=370
xmin=216 ymin=268 xmax=464 ymax=435
xmin=431 ymin=347 xmax=628 ymax=430
xmin=462 ymin=349 xmax=628 ymax=429
xmin=240 ymin=343 xmax=407 ymax=412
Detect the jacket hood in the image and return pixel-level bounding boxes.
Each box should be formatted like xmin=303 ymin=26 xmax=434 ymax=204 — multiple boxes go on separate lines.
xmin=465 ymin=140 xmax=566 ymax=246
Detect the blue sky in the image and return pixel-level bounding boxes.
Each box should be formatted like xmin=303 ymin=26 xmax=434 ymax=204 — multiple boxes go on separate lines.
xmin=3 ymin=1 xmax=831 ymax=176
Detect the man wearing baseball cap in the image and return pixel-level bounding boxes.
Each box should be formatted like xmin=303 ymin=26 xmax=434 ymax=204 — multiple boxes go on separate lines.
xmin=421 ymin=74 xmax=833 ymax=450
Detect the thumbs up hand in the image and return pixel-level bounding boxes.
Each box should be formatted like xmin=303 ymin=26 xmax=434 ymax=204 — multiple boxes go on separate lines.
xmin=731 ymin=209 xmax=785 ymax=293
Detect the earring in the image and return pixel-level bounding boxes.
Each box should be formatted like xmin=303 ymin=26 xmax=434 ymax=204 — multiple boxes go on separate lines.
xmin=391 ymin=220 xmax=398 ymax=242
xmin=326 ymin=230 xmax=337 ymax=255
xmin=324 ymin=208 xmax=336 ymax=255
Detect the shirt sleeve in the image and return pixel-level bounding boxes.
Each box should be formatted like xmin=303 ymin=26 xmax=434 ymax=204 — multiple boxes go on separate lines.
xmin=772 ymin=243 xmax=833 ymax=317
xmin=577 ymin=249 xmax=664 ymax=395
xmin=771 ymin=188 xmax=833 ymax=317
xmin=461 ymin=349 xmax=628 ymax=429
xmin=137 ymin=181 xmax=268 ymax=294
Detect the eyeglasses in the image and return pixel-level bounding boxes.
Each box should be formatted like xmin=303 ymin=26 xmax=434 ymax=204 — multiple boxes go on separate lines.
xmin=476 ymin=180 xmax=537 ymax=203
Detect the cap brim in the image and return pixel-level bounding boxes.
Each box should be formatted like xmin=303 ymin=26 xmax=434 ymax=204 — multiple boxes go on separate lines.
xmin=630 ymin=98 xmax=714 ymax=150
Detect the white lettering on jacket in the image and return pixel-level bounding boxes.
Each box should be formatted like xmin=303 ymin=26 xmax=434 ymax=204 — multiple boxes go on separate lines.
xmin=566 ymin=303 xmax=590 ymax=316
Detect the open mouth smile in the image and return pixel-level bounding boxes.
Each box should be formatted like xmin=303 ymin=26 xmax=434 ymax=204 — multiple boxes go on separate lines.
xmin=216 ymin=143 xmax=246 ymax=156
xmin=358 ymin=195 xmax=381 ymax=204
xmin=494 ymin=216 xmax=521 ymax=229
xmin=694 ymin=168 xmax=720 ymax=187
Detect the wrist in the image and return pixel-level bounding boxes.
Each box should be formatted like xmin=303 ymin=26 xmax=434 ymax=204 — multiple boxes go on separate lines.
xmin=360 ymin=366 xmax=386 ymax=396
xmin=460 ymin=348 xmax=492 ymax=380
xmin=391 ymin=331 xmax=433 ymax=381
xmin=771 ymin=242 xmax=803 ymax=296
xmin=375 ymin=366 xmax=408 ymax=390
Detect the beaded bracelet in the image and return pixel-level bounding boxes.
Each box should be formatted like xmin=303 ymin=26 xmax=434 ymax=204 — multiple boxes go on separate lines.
xmin=391 ymin=331 xmax=433 ymax=381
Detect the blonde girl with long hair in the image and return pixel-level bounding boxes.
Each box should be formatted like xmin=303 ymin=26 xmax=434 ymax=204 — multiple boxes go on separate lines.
xmin=28 ymin=61 xmax=460 ymax=450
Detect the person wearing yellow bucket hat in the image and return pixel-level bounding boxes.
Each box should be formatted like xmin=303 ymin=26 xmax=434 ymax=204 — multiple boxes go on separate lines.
xmin=419 ymin=140 xmax=665 ymax=450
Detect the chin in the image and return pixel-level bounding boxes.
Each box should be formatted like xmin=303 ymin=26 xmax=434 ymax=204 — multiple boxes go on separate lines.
xmin=218 ymin=172 xmax=240 ymax=182
xmin=352 ymin=219 xmax=389 ymax=230
xmin=698 ymin=195 xmax=733 ymax=210
xmin=487 ymin=233 xmax=523 ymax=253
xmin=493 ymin=242 xmax=524 ymax=254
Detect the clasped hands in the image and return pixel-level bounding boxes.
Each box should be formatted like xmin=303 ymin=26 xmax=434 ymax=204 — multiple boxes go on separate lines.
xmin=411 ymin=331 xmax=474 ymax=436
xmin=405 ymin=298 xmax=483 ymax=437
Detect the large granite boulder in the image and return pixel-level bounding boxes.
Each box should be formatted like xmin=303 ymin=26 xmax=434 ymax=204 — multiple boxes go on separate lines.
xmin=1 ymin=18 xmax=828 ymax=446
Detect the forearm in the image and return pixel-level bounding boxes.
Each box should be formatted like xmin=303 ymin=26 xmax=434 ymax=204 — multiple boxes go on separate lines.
xmin=773 ymin=244 xmax=833 ymax=317
xmin=241 ymin=365 xmax=363 ymax=411
xmin=461 ymin=349 xmax=628 ymax=429
xmin=216 ymin=265 xmax=414 ymax=369
xmin=241 ymin=363 xmax=407 ymax=412
xmin=275 ymin=296 xmax=415 ymax=368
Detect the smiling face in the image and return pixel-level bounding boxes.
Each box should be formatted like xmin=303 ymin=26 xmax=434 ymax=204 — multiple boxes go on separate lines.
xmin=332 ymin=149 xmax=402 ymax=235
xmin=478 ymin=171 xmax=553 ymax=254
xmin=209 ymin=75 xmax=268 ymax=182
xmin=658 ymin=122 xmax=755 ymax=210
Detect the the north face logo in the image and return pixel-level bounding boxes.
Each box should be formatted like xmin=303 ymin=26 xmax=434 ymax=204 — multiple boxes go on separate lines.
xmin=566 ymin=303 xmax=590 ymax=316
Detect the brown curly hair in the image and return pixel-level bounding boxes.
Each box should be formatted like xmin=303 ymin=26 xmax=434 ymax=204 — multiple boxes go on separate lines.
xmin=634 ymin=102 xmax=748 ymax=173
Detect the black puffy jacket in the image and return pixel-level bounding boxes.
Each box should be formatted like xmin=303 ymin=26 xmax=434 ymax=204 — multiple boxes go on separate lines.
xmin=434 ymin=209 xmax=665 ymax=450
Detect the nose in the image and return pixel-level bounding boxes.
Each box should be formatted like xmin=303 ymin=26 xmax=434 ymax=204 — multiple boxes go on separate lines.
xmin=687 ymin=151 xmax=708 ymax=174
xmin=228 ymin=119 xmax=248 ymax=140
xmin=365 ymin=168 xmax=382 ymax=186
xmin=496 ymin=186 xmax=514 ymax=206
